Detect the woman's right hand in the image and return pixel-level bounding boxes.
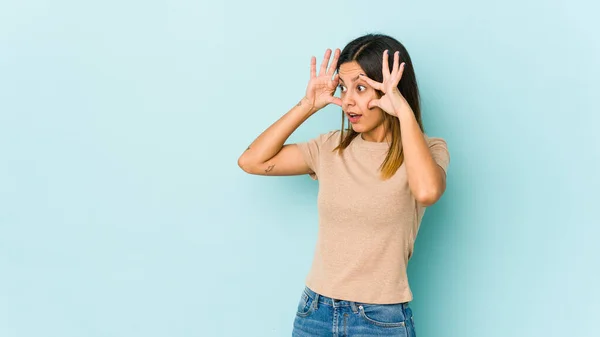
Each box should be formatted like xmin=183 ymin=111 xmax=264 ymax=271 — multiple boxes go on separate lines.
xmin=303 ymin=48 xmax=342 ymax=114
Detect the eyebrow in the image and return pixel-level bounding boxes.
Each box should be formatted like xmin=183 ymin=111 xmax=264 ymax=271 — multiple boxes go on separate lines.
xmin=338 ymin=74 xmax=362 ymax=84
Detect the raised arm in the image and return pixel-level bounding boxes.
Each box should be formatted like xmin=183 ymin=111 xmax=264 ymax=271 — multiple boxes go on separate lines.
xmin=237 ymin=48 xmax=342 ymax=176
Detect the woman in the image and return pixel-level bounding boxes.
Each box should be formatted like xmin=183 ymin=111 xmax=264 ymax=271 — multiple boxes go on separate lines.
xmin=238 ymin=34 xmax=449 ymax=337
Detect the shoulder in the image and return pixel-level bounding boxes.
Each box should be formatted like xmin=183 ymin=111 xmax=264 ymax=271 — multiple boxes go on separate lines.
xmin=423 ymin=134 xmax=448 ymax=149
xmin=321 ymin=129 xmax=342 ymax=144
xmin=307 ymin=129 xmax=342 ymax=148
xmin=423 ymin=134 xmax=450 ymax=171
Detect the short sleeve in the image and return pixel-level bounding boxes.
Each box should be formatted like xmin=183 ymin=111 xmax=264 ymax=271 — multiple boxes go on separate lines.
xmin=426 ymin=136 xmax=450 ymax=174
xmin=296 ymin=130 xmax=339 ymax=180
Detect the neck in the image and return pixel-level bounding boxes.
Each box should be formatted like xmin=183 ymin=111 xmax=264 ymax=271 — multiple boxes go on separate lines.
xmin=361 ymin=124 xmax=391 ymax=143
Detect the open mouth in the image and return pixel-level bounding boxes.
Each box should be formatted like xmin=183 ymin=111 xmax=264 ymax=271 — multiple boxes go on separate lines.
xmin=346 ymin=112 xmax=362 ymax=123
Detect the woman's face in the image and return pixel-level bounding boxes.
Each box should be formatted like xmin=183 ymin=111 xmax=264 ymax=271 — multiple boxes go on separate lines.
xmin=338 ymin=61 xmax=388 ymax=141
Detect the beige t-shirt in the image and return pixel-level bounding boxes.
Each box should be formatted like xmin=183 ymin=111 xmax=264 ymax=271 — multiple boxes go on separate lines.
xmin=296 ymin=130 xmax=450 ymax=304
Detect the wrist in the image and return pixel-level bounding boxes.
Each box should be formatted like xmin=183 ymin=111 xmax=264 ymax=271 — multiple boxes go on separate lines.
xmin=392 ymin=96 xmax=410 ymax=117
xmin=299 ymin=96 xmax=317 ymax=115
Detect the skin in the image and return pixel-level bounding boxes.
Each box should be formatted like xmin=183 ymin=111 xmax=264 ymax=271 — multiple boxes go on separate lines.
xmin=360 ymin=50 xmax=447 ymax=205
xmin=338 ymin=62 xmax=389 ymax=142
xmin=238 ymin=48 xmax=446 ymax=206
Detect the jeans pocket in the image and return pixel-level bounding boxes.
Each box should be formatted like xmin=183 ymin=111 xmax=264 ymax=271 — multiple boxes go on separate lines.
xmin=358 ymin=303 xmax=407 ymax=328
xmin=296 ymin=289 xmax=315 ymax=317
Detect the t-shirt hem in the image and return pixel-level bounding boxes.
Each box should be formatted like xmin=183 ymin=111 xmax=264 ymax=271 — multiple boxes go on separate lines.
xmin=304 ymin=281 xmax=413 ymax=304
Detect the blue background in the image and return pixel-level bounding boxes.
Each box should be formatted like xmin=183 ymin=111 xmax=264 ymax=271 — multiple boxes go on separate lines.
xmin=1 ymin=0 xmax=598 ymax=336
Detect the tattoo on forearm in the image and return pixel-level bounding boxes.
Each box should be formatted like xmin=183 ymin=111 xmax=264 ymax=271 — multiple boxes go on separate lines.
xmin=297 ymin=100 xmax=302 ymax=107
xmin=245 ymin=146 xmax=250 ymax=151
xmin=265 ymin=164 xmax=275 ymax=173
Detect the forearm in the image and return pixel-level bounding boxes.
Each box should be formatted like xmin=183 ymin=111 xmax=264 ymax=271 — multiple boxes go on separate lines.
xmin=239 ymin=97 xmax=314 ymax=165
xmin=396 ymin=102 xmax=445 ymax=205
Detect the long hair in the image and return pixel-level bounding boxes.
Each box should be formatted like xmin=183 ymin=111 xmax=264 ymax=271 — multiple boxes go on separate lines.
xmin=333 ymin=34 xmax=424 ymax=180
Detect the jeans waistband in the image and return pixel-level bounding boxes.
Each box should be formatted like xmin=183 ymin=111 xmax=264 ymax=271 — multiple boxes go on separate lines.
xmin=303 ymin=286 xmax=410 ymax=310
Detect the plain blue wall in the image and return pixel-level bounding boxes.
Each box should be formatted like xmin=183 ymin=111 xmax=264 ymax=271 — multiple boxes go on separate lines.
xmin=1 ymin=0 xmax=598 ymax=336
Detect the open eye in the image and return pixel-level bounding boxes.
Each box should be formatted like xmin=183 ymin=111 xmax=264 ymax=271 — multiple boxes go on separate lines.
xmin=338 ymin=84 xmax=366 ymax=93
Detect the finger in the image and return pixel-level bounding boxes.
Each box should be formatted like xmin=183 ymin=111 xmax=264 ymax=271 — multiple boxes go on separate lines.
xmin=329 ymin=74 xmax=340 ymax=92
xmin=310 ymin=56 xmax=317 ymax=78
xmin=368 ymin=99 xmax=380 ymax=109
xmin=391 ymin=51 xmax=400 ymax=79
xmin=332 ymin=73 xmax=340 ymax=86
xmin=327 ymin=48 xmax=341 ymax=76
xmin=359 ymin=73 xmax=384 ymax=91
xmin=319 ymin=49 xmax=332 ymax=76
xmin=396 ymin=62 xmax=406 ymax=82
xmin=330 ymin=96 xmax=342 ymax=107
xmin=382 ymin=50 xmax=390 ymax=79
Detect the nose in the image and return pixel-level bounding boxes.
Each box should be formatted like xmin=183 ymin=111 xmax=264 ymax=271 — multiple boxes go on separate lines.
xmin=341 ymin=91 xmax=356 ymax=111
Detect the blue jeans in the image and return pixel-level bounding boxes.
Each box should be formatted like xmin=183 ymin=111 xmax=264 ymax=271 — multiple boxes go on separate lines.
xmin=293 ymin=286 xmax=416 ymax=337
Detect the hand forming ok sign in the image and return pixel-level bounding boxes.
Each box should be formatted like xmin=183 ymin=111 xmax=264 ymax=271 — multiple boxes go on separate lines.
xmin=359 ymin=50 xmax=409 ymax=117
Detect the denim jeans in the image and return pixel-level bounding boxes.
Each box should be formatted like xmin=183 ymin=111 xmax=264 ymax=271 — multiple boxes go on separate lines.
xmin=293 ymin=286 xmax=416 ymax=337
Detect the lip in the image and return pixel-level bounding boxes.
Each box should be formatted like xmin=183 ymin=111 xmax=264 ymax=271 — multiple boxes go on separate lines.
xmin=345 ymin=111 xmax=362 ymax=117
xmin=346 ymin=111 xmax=362 ymax=123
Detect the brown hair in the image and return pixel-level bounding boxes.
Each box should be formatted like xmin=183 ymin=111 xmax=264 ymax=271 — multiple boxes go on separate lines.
xmin=334 ymin=34 xmax=424 ymax=180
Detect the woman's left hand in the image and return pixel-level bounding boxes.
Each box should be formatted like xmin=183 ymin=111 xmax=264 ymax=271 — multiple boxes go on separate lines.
xmin=359 ymin=50 xmax=408 ymax=117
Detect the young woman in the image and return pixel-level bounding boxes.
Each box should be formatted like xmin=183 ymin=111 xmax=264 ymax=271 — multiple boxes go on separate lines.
xmin=238 ymin=34 xmax=449 ymax=337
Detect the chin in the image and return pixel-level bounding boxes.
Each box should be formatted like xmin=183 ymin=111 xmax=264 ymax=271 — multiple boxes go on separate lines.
xmin=350 ymin=123 xmax=368 ymax=133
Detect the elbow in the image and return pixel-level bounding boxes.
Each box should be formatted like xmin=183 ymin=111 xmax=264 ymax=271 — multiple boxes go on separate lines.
xmin=237 ymin=155 xmax=252 ymax=174
xmin=238 ymin=154 xmax=261 ymax=175
xmin=414 ymin=188 xmax=443 ymax=207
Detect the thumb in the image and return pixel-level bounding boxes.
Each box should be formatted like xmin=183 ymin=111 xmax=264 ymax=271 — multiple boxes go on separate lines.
xmin=330 ymin=96 xmax=342 ymax=107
